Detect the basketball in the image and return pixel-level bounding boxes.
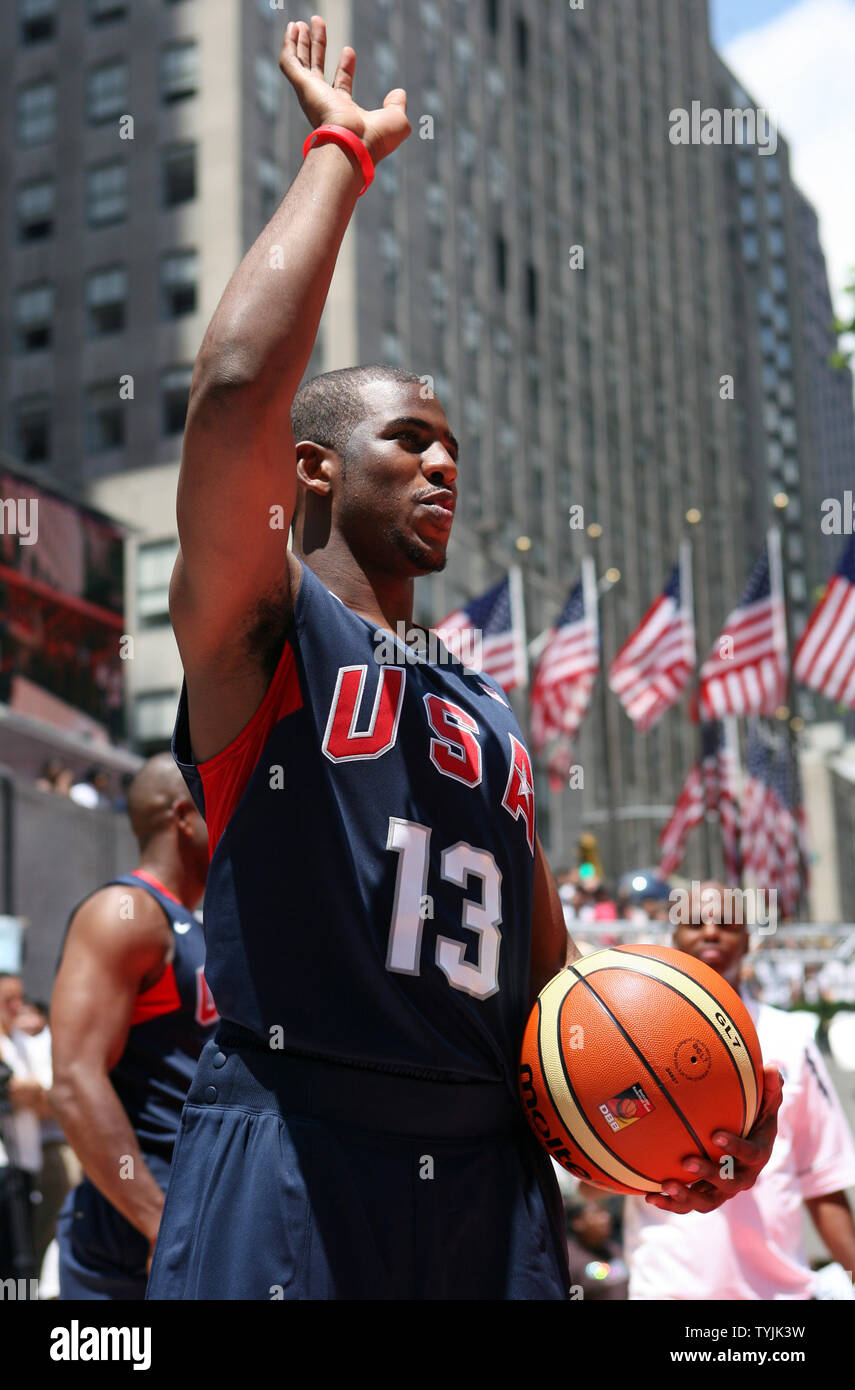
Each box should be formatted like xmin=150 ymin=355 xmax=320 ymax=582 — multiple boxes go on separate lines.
xmin=519 ymin=945 xmax=764 ymax=1194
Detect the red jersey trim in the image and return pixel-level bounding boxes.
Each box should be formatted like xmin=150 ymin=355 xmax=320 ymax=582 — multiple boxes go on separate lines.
xmin=131 ymin=868 xmax=183 ymax=907
xmin=196 ymin=638 xmax=303 ymax=854
xmin=130 ymin=961 xmax=181 ymax=1026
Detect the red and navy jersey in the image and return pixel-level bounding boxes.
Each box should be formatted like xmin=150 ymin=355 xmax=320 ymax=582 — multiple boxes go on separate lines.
xmin=61 ymin=871 xmax=218 ymax=1159
xmin=173 ymin=562 xmax=538 ymax=1089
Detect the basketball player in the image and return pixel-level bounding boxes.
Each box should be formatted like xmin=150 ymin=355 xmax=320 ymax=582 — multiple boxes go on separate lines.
xmin=146 ymin=18 xmax=781 ymax=1300
xmin=625 ymin=883 xmax=855 ymax=1299
xmin=50 ymin=755 xmax=217 ymax=1299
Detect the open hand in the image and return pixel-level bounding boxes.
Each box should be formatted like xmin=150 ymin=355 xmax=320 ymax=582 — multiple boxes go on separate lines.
xmin=645 ymin=1065 xmax=784 ymax=1214
xmin=279 ymin=15 xmax=411 ymax=165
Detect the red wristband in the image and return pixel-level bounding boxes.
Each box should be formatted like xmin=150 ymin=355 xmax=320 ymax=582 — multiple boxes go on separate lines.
xmin=302 ymin=125 xmax=375 ymax=196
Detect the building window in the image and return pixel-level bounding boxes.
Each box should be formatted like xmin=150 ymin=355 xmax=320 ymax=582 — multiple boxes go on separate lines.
xmin=380 ymin=332 xmax=404 ymax=365
xmin=20 ymin=0 xmax=56 ymax=44
xmin=486 ymin=0 xmax=499 ymax=34
xmin=161 ymin=366 xmax=193 ymax=435
xmin=736 ymin=156 xmax=755 ymax=188
xmin=160 ymin=42 xmax=199 ymax=103
xmin=374 ymin=41 xmax=397 ymax=87
xmin=14 ymin=397 xmax=51 ymax=464
xmin=770 ymin=264 xmax=788 ymax=296
xmin=258 ymin=155 xmax=281 ymax=222
xmin=135 ymin=690 xmax=178 ymax=744
xmin=739 ymin=194 xmax=756 ymax=224
xmin=87 ymin=61 xmax=128 ymax=123
xmin=789 ymin=570 xmax=806 ymax=602
xmin=137 ymin=539 xmax=177 ymax=627
xmin=525 ymin=263 xmax=538 ymax=319
xmin=742 ymin=232 xmax=759 ymax=264
xmin=17 ymin=81 xmax=56 ymax=144
xmin=86 ymin=382 xmax=125 ymax=452
xmin=86 ymin=266 xmax=127 ymax=336
xmin=494 ymin=232 xmax=507 ymax=291
xmin=425 ymin=181 xmax=446 ymax=229
xmin=14 ymin=285 xmax=54 ymax=352
xmin=768 ymin=227 xmax=786 ymax=260
xmin=87 ymin=162 xmax=127 ymax=226
xmin=487 ymin=150 xmax=508 ymax=201
xmin=16 ymin=179 xmax=54 ymax=241
xmin=376 ymin=159 xmax=398 ymax=196
xmin=766 ymin=191 xmax=783 ymax=221
xmin=88 ymin=0 xmax=127 ymax=20
xmin=516 ymin=14 xmax=529 ymax=67
xmin=162 ymin=144 xmax=196 ymax=207
xmin=256 ymin=56 xmax=280 ymax=116
xmin=161 ymin=250 xmax=198 ymax=318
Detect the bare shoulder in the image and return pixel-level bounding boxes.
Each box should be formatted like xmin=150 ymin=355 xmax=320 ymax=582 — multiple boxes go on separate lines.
xmin=64 ymin=884 xmax=172 ymax=966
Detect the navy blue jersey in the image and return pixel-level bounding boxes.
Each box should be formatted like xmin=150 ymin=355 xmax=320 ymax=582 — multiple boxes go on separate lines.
xmin=173 ymin=561 xmax=538 ymax=1089
xmin=61 ymin=871 xmax=218 ymax=1159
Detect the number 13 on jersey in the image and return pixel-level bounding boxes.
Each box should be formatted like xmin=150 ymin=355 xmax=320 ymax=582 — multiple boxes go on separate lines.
xmin=385 ymin=817 xmax=503 ymax=1000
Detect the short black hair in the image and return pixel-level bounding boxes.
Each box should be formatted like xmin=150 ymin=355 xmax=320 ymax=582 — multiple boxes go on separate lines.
xmin=290 ymin=365 xmax=426 ymax=461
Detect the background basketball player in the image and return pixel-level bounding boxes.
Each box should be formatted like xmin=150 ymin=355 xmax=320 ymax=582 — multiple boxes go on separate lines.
xmin=50 ymin=754 xmax=216 ymax=1299
xmin=145 ymin=17 xmax=781 ymax=1300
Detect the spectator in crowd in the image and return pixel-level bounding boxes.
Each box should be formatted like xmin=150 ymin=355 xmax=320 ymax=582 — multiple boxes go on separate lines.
xmin=564 ymin=1183 xmax=628 ymax=1300
xmin=14 ymin=998 xmax=81 ymax=1275
xmin=624 ymin=882 xmax=855 ymax=1299
xmin=34 ymin=760 xmax=74 ymax=797
xmin=0 ymin=972 xmax=50 ymax=1280
xmin=69 ymin=766 xmax=110 ymax=809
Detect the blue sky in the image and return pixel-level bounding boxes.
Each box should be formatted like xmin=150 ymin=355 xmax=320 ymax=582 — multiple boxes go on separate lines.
xmin=711 ymin=0 xmax=803 ymax=45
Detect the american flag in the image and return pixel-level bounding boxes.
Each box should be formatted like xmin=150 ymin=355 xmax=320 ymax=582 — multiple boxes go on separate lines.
xmin=657 ymin=723 xmax=741 ymax=880
xmin=741 ymin=721 xmax=808 ymax=919
xmin=608 ymin=549 xmax=696 ymax=732
xmin=698 ymin=532 xmax=788 ymax=720
xmin=529 ymin=560 xmax=599 ymax=753
xmin=793 ymin=533 xmax=855 ymax=708
xmin=436 ymin=570 xmax=527 ymax=692
xmin=702 ymin=720 xmax=742 ymax=884
xmin=657 ymin=762 xmax=704 ymax=879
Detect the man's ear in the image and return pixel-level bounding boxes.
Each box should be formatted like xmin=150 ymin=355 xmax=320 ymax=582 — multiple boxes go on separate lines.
xmin=295 ymin=441 xmax=337 ymax=498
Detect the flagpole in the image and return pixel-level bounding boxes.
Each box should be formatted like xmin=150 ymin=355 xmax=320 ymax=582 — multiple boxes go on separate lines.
xmin=592 ymin=557 xmax=619 ymax=886
xmin=684 ymin=534 xmax=714 ymax=881
xmin=769 ymin=514 xmax=806 ymax=919
xmin=509 ymin=563 xmax=529 ymax=692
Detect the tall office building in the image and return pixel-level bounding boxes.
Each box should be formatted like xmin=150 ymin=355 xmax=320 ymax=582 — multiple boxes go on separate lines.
xmin=792 ymin=188 xmax=855 ymax=584
xmin=714 ymin=57 xmax=821 ymax=653
xmin=5 ymin=0 xmax=841 ymax=875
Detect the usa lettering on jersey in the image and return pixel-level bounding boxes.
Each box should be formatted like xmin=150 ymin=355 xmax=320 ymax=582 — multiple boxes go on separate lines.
xmin=321 ymin=664 xmax=534 ymax=855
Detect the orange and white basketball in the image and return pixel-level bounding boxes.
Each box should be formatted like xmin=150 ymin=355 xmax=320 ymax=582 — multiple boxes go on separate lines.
xmin=519 ymin=944 xmax=764 ymax=1194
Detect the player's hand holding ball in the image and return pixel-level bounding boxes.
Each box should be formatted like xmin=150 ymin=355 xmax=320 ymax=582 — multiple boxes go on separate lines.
xmin=279 ymin=15 xmax=411 ymax=166
xmin=519 ymin=945 xmax=783 ymax=1216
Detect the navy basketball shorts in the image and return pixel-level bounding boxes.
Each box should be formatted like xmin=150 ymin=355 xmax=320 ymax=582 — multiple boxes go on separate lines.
xmin=57 ymin=1151 xmax=172 ymax=1301
xmin=146 ymin=1032 xmax=571 ymax=1300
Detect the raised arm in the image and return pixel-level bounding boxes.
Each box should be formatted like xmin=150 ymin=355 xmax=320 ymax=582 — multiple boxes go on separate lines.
xmin=171 ymin=16 xmax=411 ymax=762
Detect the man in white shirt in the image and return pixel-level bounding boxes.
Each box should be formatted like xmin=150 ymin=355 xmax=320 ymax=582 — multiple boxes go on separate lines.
xmin=625 ymin=884 xmax=855 ymax=1300
xmin=0 ymin=972 xmax=50 ymax=1280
